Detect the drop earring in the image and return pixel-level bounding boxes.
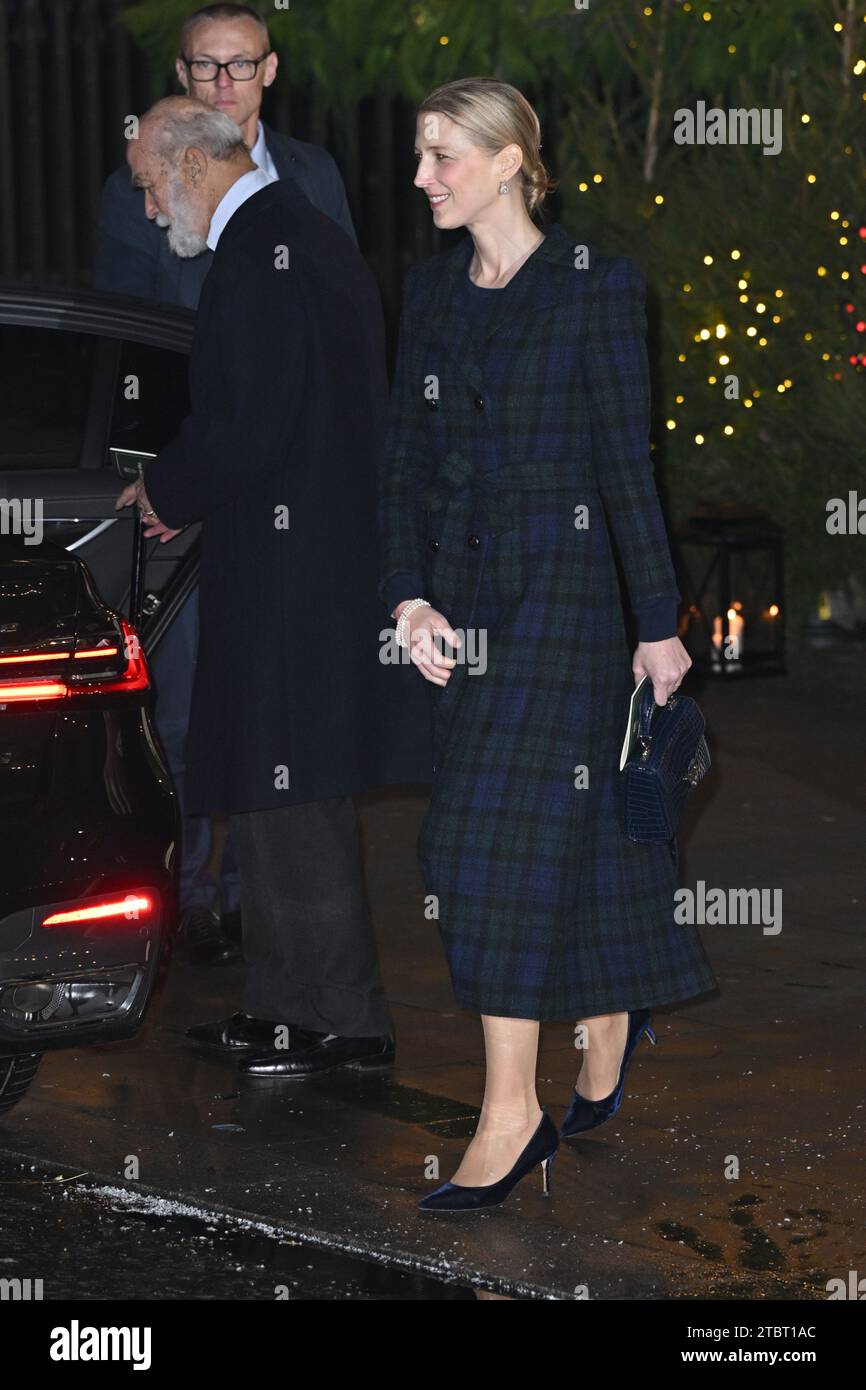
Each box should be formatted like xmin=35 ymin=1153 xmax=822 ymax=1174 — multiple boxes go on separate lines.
xmin=499 ymin=181 xmax=509 ymax=194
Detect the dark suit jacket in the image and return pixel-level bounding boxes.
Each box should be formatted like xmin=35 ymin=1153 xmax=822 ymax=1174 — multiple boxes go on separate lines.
xmin=93 ymin=123 xmax=356 ymax=309
xmin=143 ymin=179 xmax=431 ymax=813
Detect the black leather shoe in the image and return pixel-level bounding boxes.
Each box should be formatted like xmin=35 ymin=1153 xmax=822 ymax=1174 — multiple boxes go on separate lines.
xmin=186 ymin=1011 xmax=290 ymax=1052
xmin=178 ymin=907 xmax=242 ymax=967
xmin=239 ymin=1032 xmax=395 ymax=1077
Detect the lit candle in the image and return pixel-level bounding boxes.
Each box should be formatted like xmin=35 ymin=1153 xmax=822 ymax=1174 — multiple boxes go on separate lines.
xmin=726 ymin=606 xmax=744 ymax=658
xmin=712 ymin=608 xmax=744 ymax=660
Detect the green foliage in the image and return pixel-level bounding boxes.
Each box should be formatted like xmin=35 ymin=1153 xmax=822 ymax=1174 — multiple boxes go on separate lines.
xmin=121 ymin=0 xmax=576 ymax=103
xmin=553 ymin=0 xmax=866 ymax=626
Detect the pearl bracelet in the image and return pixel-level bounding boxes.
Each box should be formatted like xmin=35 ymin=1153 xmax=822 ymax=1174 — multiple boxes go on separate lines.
xmin=395 ymin=598 xmax=431 ymax=649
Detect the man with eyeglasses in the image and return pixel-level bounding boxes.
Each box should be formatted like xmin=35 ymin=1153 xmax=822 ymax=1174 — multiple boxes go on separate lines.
xmin=94 ymin=5 xmax=356 ymax=968
xmin=95 ymin=2 xmax=355 ymax=306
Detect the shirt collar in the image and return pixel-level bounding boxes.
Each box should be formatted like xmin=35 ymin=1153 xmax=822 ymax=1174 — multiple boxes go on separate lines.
xmin=249 ymin=119 xmax=267 ymax=168
xmin=206 ymin=166 xmax=274 ymax=251
xmin=249 ymin=119 xmax=278 ymax=180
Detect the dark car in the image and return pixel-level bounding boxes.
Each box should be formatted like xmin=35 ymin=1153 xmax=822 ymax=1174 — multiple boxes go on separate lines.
xmin=0 ymin=285 xmax=198 ymax=1115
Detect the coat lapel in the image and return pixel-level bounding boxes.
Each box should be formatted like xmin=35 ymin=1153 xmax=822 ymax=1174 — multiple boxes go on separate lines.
xmin=262 ymin=123 xmax=316 ymax=203
xmin=415 ymin=223 xmax=578 ymax=390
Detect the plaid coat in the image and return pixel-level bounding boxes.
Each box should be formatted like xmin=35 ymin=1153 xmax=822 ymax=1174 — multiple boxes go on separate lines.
xmin=380 ymin=223 xmax=717 ymax=1020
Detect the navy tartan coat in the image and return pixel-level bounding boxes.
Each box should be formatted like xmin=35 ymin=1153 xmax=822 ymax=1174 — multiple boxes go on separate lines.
xmin=379 ymin=222 xmax=717 ymax=1021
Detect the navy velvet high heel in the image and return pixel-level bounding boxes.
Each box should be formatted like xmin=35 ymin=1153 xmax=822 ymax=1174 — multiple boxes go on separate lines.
xmin=417 ymin=1111 xmax=559 ymax=1212
xmin=560 ymin=1009 xmax=658 ymax=1138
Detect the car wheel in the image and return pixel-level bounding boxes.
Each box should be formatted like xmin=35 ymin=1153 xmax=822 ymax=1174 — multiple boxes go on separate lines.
xmin=0 ymin=1053 xmax=42 ymax=1116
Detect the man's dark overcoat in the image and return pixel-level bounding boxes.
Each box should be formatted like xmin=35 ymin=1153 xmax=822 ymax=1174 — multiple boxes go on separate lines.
xmin=145 ymin=179 xmax=432 ymax=815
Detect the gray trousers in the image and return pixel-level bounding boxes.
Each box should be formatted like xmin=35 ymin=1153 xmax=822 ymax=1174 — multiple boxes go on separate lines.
xmin=228 ymin=797 xmax=394 ymax=1037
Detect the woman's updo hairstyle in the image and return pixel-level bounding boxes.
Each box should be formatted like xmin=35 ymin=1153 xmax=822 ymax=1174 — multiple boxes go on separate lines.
xmin=417 ymin=76 xmax=553 ymax=219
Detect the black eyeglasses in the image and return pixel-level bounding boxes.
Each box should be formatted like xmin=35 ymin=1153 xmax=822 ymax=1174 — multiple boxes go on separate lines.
xmin=181 ymin=53 xmax=270 ymax=82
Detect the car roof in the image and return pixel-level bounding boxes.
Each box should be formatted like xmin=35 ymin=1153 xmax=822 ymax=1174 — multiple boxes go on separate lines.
xmin=0 ymin=283 xmax=194 ymax=356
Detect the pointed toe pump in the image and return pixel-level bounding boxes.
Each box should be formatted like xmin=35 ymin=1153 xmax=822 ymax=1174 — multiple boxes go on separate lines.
xmin=560 ymin=1008 xmax=658 ymax=1139
xmin=417 ymin=1111 xmax=559 ymax=1212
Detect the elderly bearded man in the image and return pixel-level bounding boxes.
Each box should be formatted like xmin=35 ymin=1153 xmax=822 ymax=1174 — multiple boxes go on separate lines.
xmin=116 ymin=96 xmax=431 ymax=1076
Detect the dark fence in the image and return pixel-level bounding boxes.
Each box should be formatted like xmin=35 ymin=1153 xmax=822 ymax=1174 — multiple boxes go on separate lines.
xmin=0 ymin=0 xmax=563 ymax=328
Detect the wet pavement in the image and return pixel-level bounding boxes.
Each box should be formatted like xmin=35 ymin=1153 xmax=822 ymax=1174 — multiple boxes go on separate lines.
xmin=0 ymin=642 xmax=863 ymax=1301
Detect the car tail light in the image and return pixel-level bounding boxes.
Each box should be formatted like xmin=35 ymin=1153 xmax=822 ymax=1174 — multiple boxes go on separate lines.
xmin=0 ymin=617 xmax=149 ymax=704
xmin=42 ymin=893 xmax=153 ymax=927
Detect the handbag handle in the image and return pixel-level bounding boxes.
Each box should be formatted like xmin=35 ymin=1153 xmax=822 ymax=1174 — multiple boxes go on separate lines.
xmin=637 ymin=686 xmax=678 ymax=759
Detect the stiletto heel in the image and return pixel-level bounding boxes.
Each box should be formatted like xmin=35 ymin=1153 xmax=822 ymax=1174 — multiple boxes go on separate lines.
xmin=541 ymin=1152 xmax=555 ymax=1197
xmin=418 ymin=1111 xmax=559 ymax=1212
xmin=560 ymin=1008 xmax=657 ymax=1139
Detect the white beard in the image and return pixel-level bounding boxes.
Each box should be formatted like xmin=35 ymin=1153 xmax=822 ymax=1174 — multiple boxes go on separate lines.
xmin=158 ymin=177 xmax=209 ymax=258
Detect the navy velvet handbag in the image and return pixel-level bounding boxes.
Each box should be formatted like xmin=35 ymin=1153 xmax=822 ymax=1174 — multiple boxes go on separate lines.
xmin=621 ymin=685 xmax=711 ymax=843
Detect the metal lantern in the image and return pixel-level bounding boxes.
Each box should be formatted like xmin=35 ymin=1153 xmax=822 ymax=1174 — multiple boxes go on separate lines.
xmin=674 ymin=504 xmax=785 ymax=676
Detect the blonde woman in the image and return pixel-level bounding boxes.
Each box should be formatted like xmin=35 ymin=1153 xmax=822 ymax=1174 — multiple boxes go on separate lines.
xmin=380 ymin=78 xmax=716 ymax=1211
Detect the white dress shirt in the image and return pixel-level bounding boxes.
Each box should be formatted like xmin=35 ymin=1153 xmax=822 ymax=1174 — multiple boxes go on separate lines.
xmin=249 ymin=119 xmax=279 ymax=181
xmin=206 ymin=165 xmax=276 ymax=251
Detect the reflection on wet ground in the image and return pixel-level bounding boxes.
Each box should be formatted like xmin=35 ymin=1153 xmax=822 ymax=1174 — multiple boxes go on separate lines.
xmin=0 ymin=649 xmax=864 ymax=1299
xmin=0 ymin=1156 xmax=483 ymax=1300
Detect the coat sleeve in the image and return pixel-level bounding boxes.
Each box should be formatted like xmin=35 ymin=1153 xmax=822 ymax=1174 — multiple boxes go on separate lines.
xmin=93 ymin=167 xmax=160 ymax=299
xmin=377 ymin=267 xmax=430 ymax=614
xmin=586 ymin=256 xmax=680 ymax=642
xmin=143 ymin=247 xmax=306 ymax=528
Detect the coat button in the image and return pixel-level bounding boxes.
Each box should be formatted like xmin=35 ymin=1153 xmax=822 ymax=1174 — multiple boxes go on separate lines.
xmin=467 ymin=533 xmax=480 ymax=549
xmin=428 ymin=538 xmax=439 ymax=551
xmin=426 ymin=397 xmax=440 ymax=410
xmin=473 ymin=394 xmax=485 ymax=409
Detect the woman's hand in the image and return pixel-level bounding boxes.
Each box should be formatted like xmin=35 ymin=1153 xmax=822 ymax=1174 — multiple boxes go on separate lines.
xmin=633 ymin=635 xmax=692 ymax=707
xmin=393 ymin=600 xmax=462 ymax=686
